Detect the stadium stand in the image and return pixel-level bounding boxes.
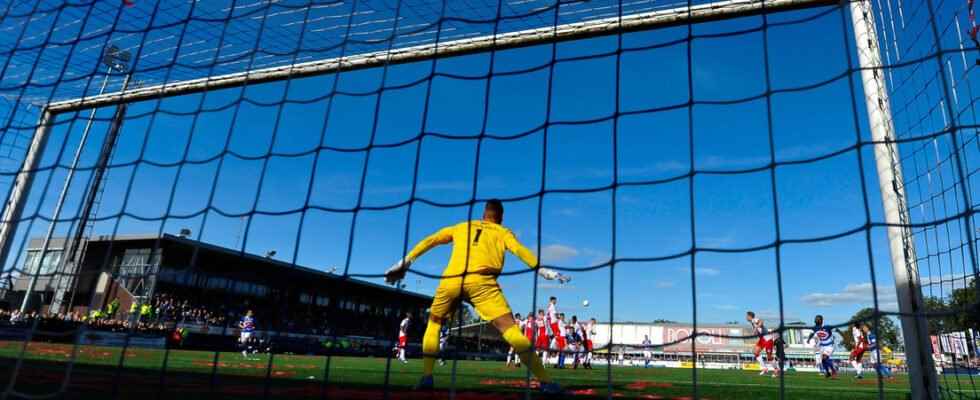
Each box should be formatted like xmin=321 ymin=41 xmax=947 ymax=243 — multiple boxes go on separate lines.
xmin=1 ymin=234 xmax=430 ymax=354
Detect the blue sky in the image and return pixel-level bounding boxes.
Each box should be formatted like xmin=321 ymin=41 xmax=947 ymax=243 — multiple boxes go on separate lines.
xmin=3 ymin=0 xmax=978 ymax=329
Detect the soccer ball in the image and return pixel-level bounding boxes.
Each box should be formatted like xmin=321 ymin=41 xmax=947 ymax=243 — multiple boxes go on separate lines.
xmin=582 ymin=300 xmax=590 ymax=307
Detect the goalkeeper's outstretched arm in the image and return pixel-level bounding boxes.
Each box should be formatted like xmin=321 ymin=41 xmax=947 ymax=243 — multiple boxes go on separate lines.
xmin=385 ymin=226 xmax=453 ymax=284
xmin=503 ymin=231 xmax=570 ymax=283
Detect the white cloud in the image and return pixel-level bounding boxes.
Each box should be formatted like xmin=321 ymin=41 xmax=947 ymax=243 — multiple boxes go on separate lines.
xmin=800 ymin=282 xmax=898 ymax=311
xmin=655 ymin=280 xmax=676 ymax=289
xmin=609 ymin=145 xmax=830 ymax=178
xmin=322 ymin=179 xmax=478 ymax=195
xmin=699 ymin=234 xmax=737 ymax=248
xmin=613 ymin=161 xmax=689 ymax=177
xmin=552 ymin=207 xmax=582 ymax=217
xmin=755 ymin=309 xmax=802 ymax=323
xmin=582 ymin=248 xmax=610 ymax=265
xmin=674 ymin=266 xmax=721 ymax=277
xmin=540 ymin=244 xmax=579 ymax=263
xmin=695 ymin=145 xmax=833 ymax=170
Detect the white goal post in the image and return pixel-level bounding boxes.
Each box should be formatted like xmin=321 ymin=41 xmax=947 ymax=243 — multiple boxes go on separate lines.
xmin=849 ymin=0 xmax=939 ymax=398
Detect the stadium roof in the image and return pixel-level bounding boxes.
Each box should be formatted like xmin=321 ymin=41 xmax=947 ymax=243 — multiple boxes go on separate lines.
xmin=2 ymin=0 xmax=724 ymax=108
xmin=28 ymin=232 xmax=432 ymax=301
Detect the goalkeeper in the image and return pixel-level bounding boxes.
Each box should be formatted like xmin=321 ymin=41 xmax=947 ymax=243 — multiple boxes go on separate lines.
xmin=385 ymin=199 xmax=569 ymax=394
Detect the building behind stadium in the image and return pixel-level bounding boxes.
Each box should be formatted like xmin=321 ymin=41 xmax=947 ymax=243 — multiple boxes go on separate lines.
xmin=587 ymin=321 xmax=907 ymax=370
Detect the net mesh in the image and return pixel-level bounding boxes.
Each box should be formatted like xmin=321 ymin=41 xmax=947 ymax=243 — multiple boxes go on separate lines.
xmin=880 ymin=0 xmax=980 ymax=394
xmin=0 ymin=0 xmax=976 ymax=399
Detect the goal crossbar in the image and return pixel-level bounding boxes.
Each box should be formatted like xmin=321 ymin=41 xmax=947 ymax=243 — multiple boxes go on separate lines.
xmin=45 ymin=0 xmax=836 ymax=114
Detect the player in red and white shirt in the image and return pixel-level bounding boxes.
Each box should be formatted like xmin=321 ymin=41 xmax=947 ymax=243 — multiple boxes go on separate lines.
xmin=396 ymin=313 xmax=411 ymax=364
xmin=546 ymin=298 xmax=559 ymax=365
xmin=848 ymin=322 xmax=867 ymax=378
xmin=764 ymin=329 xmax=787 ymax=377
xmin=746 ymin=311 xmax=774 ymax=375
xmin=507 ymin=313 xmax=524 ymax=367
xmin=535 ymin=310 xmax=550 ymax=363
xmin=580 ymin=318 xmax=595 ymax=369
xmin=554 ymin=313 xmax=568 ymax=368
xmin=547 ymin=297 xmax=560 ymax=338
xmin=523 ymin=312 xmax=535 ymax=339
xmin=512 ymin=312 xmax=532 ymax=368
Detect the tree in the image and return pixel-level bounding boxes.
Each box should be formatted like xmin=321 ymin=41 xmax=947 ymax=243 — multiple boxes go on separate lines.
xmin=846 ymin=307 xmax=900 ymax=350
xmin=948 ymin=280 xmax=978 ymax=331
xmin=923 ymin=296 xmax=950 ymax=334
xmin=838 ymin=321 xmax=859 ymax=351
xmin=922 ymin=280 xmax=977 ymax=334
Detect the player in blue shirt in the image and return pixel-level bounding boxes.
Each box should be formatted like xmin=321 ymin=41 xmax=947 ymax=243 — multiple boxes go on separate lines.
xmin=642 ymin=335 xmax=653 ymax=368
xmin=438 ymin=326 xmax=449 ymax=366
xmin=861 ymin=323 xmax=893 ymax=378
xmin=806 ymin=315 xmax=838 ymax=378
xmin=240 ymin=310 xmax=256 ymax=359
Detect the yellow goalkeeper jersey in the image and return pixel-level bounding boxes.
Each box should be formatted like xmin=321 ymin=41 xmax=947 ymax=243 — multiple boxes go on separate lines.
xmin=406 ymin=220 xmax=538 ymax=283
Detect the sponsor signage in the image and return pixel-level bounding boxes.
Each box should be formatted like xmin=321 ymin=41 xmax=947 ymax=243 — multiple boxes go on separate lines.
xmin=78 ymin=330 xmax=166 ymax=349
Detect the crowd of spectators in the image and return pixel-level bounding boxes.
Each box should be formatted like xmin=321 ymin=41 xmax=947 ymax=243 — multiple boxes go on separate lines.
xmin=141 ymin=288 xmax=421 ymax=340
xmin=0 ymin=288 xmax=422 ymax=352
xmin=0 ymin=308 xmax=171 ymax=336
xmin=144 ymin=291 xmax=227 ymax=327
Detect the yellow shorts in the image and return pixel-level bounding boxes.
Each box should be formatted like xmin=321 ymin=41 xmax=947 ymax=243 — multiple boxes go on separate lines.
xmin=429 ymin=278 xmax=512 ymax=322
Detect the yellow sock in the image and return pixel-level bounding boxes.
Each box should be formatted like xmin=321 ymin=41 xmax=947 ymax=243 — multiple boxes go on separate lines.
xmin=502 ymin=325 xmax=551 ymax=383
xmin=422 ymin=319 xmax=441 ymax=376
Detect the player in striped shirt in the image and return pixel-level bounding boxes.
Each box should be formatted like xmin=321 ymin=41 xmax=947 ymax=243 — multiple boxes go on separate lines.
xmin=807 ymin=335 xmax=824 ymax=375
xmin=642 ymin=335 xmax=653 ymax=368
xmin=438 ymin=326 xmax=449 ymax=366
xmin=239 ymin=310 xmax=256 ymax=359
xmin=861 ymin=323 xmax=893 ymax=378
xmin=807 ymin=315 xmax=838 ymax=378
xmin=567 ymin=316 xmax=581 ymax=369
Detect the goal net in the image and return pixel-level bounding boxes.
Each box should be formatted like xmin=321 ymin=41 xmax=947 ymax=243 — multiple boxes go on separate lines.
xmin=0 ymin=0 xmax=976 ymax=399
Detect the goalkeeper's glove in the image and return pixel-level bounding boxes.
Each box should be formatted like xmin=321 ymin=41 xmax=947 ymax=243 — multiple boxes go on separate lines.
xmin=537 ymin=267 xmax=571 ymax=284
xmin=385 ymin=258 xmax=411 ymax=285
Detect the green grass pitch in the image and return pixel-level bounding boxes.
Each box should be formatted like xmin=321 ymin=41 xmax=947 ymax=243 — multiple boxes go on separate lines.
xmin=0 ymin=341 xmax=917 ymax=399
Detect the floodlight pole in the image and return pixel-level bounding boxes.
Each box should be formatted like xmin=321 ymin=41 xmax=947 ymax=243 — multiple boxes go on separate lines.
xmin=17 ymin=68 xmax=115 ymax=313
xmin=49 ymin=75 xmax=132 ymax=315
xmin=15 ymin=44 xmax=132 ymax=313
xmin=849 ymin=1 xmax=939 ymax=398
